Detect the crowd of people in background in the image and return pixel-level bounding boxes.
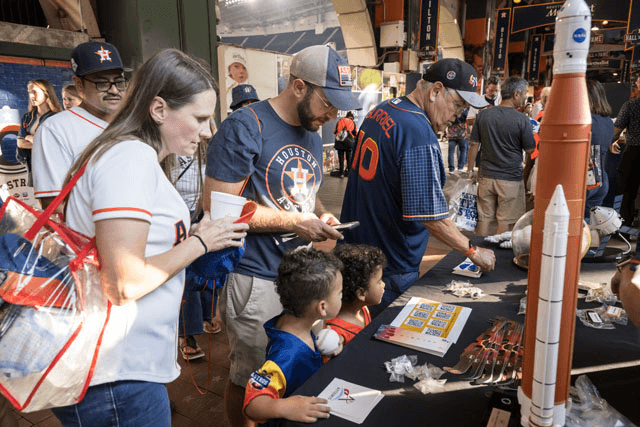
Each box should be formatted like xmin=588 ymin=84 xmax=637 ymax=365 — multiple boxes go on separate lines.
xmin=1 ymin=38 xmax=640 ymax=427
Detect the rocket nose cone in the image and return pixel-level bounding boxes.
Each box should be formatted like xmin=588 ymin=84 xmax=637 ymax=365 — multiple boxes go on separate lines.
xmin=547 ymin=184 xmax=570 ymax=217
xmin=557 ymin=0 xmax=591 ymax=19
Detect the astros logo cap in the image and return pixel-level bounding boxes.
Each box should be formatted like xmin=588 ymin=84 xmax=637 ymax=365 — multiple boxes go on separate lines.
xmin=230 ymin=84 xmax=260 ymax=109
xmin=70 ymin=41 xmax=127 ymax=77
xmin=290 ymin=45 xmax=361 ymax=111
xmin=422 ymin=58 xmax=489 ymax=109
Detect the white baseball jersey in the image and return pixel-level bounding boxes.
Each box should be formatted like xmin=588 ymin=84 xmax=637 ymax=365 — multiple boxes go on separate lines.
xmin=32 ymin=106 xmax=107 ymax=199
xmin=65 ymin=140 xmax=191 ymax=385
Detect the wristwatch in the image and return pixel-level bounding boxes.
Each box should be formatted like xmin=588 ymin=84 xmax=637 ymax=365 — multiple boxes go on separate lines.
xmin=464 ymin=241 xmax=477 ymax=257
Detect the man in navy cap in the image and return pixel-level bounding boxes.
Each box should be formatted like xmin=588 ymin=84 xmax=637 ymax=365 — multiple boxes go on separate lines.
xmin=340 ymin=58 xmax=497 ymax=315
xmin=205 ymin=44 xmax=360 ymax=427
xmin=32 ymin=41 xmax=128 ymax=209
xmin=230 ymin=84 xmax=259 ymax=112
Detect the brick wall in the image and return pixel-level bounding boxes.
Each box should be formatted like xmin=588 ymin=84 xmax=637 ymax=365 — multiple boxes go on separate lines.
xmin=0 ymin=56 xmax=74 ymax=118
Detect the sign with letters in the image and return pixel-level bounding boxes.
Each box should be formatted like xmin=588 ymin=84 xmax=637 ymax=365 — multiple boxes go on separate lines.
xmin=493 ymin=8 xmax=511 ymax=73
xmin=528 ymin=35 xmax=542 ymax=82
xmin=512 ymin=0 xmax=629 ymax=34
xmin=420 ymin=0 xmax=440 ymax=50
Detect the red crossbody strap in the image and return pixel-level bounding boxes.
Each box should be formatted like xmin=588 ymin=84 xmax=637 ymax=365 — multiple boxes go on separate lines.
xmin=24 ymin=162 xmax=88 ymax=241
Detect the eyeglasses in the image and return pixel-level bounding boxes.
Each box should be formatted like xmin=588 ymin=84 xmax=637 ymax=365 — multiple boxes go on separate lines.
xmin=82 ymin=77 xmax=129 ymax=92
xmin=313 ymin=88 xmax=337 ymax=114
xmin=445 ymin=89 xmax=468 ymax=116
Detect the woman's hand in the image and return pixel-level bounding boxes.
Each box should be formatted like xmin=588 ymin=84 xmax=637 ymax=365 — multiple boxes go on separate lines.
xmin=191 ymin=211 xmax=249 ymax=253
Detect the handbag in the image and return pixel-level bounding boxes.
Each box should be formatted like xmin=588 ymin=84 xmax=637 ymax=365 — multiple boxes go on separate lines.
xmin=0 ymin=163 xmax=111 ymax=412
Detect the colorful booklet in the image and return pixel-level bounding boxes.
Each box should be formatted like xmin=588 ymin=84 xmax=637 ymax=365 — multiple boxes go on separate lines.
xmin=373 ymin=297 xmax=472 ymax=357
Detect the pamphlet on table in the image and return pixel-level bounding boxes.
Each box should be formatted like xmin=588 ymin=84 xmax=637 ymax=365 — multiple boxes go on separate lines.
xmin=317 ymin=378 xmax=384 ymax=424
xmin=373 ymin=297 xmax=472 ymax=357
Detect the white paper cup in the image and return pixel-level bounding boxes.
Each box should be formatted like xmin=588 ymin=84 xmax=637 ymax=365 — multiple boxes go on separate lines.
xmin=210 ymin=191 xmax=246 ymax=220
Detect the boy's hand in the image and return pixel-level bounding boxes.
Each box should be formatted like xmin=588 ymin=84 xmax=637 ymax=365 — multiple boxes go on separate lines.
xmin=278 ymin=396 xmax=331 ymax=423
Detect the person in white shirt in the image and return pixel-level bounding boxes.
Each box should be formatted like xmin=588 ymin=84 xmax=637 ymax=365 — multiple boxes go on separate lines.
xmin=32 ymin=41 xmax=127 ymax=209
xmin=51 ymin=48 xmax=249 ymax=427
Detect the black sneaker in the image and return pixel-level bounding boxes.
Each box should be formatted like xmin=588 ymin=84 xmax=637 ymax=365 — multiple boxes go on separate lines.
xmin=330 ymin=170 xmax=342 ymax=177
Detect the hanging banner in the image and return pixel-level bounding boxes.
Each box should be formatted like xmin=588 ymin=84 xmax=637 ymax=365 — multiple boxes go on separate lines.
xmin=512 ymin=0 xmax=629 ymax=34
xmin=493 ymin=8 xmax=511 ymax=73
xmin=625 ymin=0 xmax=640 ymax=50
xmin=420 ymin=0 xmax=440 ymax=50
xmin=528 ymin=35 xmax=542 ymax=82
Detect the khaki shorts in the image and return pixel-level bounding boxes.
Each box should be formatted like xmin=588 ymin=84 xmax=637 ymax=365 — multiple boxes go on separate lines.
xmin=220 ymin=272 xmax=283 ymax=387
xmin=476 ymin=176 xmax=526 ymax=236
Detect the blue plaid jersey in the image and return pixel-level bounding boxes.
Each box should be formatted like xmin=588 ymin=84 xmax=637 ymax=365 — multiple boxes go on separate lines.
xmin=340 ymin=97 xmax=448 ymax=276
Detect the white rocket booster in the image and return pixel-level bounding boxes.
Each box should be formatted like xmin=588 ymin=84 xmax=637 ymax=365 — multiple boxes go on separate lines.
xmin=531 ymin=185 xmax=570 ymax=426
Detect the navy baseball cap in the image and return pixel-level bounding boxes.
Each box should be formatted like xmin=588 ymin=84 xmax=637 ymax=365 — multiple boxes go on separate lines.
xmin=230 ymin=84 xmax=259 ymax=109
xmin=70 ymin=41 xmax=127 ymax=77
xmin=423 ymin=58 xmax=489 ymax=109
xmin=290 ymin=45 xmax=361 ymax=111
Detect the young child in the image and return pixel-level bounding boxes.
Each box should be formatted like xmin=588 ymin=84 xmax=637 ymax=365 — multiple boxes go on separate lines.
xmin=243 ymin=247 xmax=343 ymax=425
xmin=326 ymin=244 xmax=386 ymax=345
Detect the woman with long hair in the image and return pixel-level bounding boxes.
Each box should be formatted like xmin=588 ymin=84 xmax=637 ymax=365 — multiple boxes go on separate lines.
xmin=52 ymin=48 xmax=248 ymax=427
xmin=17 ymin=79 xmax=62 ymax=180
xmin=585 ymin=79 xmax=614 ymax=217
xmin=61 ymin=83 xmax=82 ymax=109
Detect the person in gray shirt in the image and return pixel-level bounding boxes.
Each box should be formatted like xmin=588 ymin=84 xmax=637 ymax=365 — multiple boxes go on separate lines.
xmin=467 ymin=76 xmax=535 ymax=236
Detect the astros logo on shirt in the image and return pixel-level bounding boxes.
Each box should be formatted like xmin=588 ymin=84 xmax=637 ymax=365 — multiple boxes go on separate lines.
xmin=265 ymin=144 xmax=321 ymax=213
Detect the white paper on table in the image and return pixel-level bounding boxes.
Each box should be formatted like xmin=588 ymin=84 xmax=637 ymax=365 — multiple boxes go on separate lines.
xmin=317 ymin=378 xmax=384 ymax=424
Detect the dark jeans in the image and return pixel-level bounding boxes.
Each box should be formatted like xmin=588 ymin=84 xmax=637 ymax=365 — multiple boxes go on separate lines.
xmin=178 ymin=268 xmax=217 ymax=337
xmin=603 ymin=150 xmax=623 ymax=207
xmin=51 ymin=381 xmax=171 ymax=427
xmin=337 ymin=149 xmax=352 ymax=173
xmin=616 ymin=145 xmax=640 ymax=227
xmin=448 ymin=138 xmax=469 ymax=171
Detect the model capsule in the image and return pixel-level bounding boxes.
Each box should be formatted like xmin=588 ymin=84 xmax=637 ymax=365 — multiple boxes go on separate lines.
xmin=519 ymin=1 xmax=591 ymax=426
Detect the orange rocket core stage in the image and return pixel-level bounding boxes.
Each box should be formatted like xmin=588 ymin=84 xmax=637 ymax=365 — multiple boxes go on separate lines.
xmin=522 ymin=73 xmax=591 ymax=409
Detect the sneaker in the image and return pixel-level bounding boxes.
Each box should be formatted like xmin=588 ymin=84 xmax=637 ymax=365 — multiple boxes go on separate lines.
xmin=343 ymin=170 xmax=349 ymax=177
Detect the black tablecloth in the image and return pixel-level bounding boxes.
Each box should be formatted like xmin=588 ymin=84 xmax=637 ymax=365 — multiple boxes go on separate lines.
xmin=288 ymin=243 xmax=640 ymax=426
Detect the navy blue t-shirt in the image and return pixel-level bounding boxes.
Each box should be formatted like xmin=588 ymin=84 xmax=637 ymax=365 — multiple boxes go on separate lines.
xmin=206 ymin=100 xmax=324 ymax=281
xmin=340 ymin=97 xmax=448 ymax=276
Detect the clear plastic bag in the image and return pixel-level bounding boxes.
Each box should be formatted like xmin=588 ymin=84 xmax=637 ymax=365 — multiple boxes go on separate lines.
xmin=0 ymin=194 xmax=110 ymax=412
xmin=576 ymin=304 xmax=628 ymax=330
xmin=566 ymin=375 xmax=637 ymax=427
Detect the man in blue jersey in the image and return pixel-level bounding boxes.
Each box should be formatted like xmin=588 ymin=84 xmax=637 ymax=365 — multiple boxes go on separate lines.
xmin=205 ymin=45 xmax=359 ymax=427
xmin=340 ymin=58 xmax=496 ymax=314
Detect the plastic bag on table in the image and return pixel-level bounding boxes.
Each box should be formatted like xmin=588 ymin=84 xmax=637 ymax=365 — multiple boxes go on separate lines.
xmin=448 ymin=178 xmax=478 ymax=232
xmin=566 ymin=375 xmax=636 ymax=427
xmin=576 ymin=304 xmax=627 ymax=330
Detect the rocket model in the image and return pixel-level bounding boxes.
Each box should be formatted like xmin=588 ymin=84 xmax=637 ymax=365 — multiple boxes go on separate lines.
xmin=519 ymin=1 xmax=592 ymax=426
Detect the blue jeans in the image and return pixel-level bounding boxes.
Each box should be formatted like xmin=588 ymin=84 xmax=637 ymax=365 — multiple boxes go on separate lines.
xmin=448 ymin=138 xmax=469 ymax=171
xmin=51 ymin=381 xmax=170 ymax=427
xmin=369 ymin=271 xmax=420 ymax=318
xmin=178 ymin=268 xmax=218 ymax=337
